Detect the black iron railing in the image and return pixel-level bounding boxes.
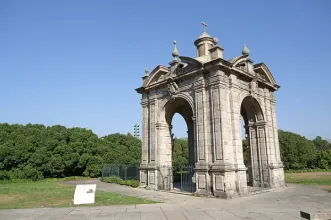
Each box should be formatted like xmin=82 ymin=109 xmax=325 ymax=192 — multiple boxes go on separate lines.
xmin=101 ymin=164 xmax=139 ymax=181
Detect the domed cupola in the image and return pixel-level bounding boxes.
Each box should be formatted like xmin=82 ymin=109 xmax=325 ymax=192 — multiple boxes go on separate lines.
xmin=194 ymin=22 xmax=217 ymax=58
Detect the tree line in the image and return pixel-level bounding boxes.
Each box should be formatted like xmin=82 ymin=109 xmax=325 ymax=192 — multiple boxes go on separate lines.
xmin=0 ymin=123 xmax=141 ymax=180
xmin=0 ymin=123 xmax=330 ymax=180
xmin=172 ymin=130 xmax=331 ymax=170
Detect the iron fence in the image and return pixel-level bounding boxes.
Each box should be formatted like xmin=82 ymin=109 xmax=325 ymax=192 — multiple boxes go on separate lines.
xmin=101 ymin=164 xmax=196 ymax=193
xmin=101 ymin=164 xmax=139 ymax=181
xmin=172 ymin=165 xmax=196 ymax=193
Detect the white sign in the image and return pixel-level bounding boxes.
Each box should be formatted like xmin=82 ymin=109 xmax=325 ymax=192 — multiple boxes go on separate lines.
xmin=73 ymin=184 xmax=96 ymax=205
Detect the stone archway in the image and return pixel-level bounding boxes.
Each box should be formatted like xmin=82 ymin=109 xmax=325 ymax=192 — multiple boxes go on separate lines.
xmin=240 ymin=96 xmax=267 ymax=187
xmin=162 ymin=96 xmax=195 ymax=191
xmin=136 ymin=25 xmax=285 ymax=198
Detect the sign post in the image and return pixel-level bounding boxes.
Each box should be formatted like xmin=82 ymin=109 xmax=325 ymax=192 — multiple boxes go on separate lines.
xmin=73 ymin=184 xmax=96 ymax=205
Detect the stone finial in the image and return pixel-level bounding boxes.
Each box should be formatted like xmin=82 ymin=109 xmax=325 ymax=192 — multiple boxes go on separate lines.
xmin=242 ymin=44 xmax=250 ymax=56
xmin=172 ymin=40 xmax=179 ymax=60
xmin=213 ymin=37 xmax=219 ymax=45
xmin=144 ymin=68 xmax=149 ymax=77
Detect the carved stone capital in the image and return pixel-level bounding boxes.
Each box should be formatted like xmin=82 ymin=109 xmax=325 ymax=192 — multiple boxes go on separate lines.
xmin=156 ymin=122 xmax=168 ymax=130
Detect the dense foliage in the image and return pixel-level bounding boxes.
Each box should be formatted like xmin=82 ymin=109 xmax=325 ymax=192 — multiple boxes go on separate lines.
xmin=279 ymin=130 xmax=331 ymax=170
xmin=172 ymin=138 xmax=189 ymax=168
xmin=0 ymin=123 xmax=141 ymax=180
xmin=0 ymin=123 xmax=330 ymax=181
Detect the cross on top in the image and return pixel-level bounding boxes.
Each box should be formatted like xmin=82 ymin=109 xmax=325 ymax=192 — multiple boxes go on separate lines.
xmin=201 ymin=22 xmax=207 ymax=32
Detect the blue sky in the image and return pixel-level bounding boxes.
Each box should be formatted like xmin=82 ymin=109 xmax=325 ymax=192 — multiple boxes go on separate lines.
xmin=1 ymin=1 xmax=330 ymax=140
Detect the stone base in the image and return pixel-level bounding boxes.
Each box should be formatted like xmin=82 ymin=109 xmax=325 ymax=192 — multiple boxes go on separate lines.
xmin=139 ymin=162 xmax=285 ymax=199
xmin=269 ymin=166 xmax=286 ymax=188
xmin=194 ymin=162 xmax=212 ymax=196
xmin=139 ymin=164 xmax=173 ymax=190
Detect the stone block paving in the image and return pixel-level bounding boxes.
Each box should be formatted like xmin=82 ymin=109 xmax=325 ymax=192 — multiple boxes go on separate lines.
xmin=1 ymin=180 xmax=331 ymax=219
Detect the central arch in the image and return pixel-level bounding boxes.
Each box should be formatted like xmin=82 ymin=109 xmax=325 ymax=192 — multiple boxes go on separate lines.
xmin=160 ymin=96 xmax=195 ymax=192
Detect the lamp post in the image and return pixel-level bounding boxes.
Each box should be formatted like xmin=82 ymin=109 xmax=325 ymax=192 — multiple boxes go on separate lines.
xmin=134 ymin=124 xmax=140 ymax=138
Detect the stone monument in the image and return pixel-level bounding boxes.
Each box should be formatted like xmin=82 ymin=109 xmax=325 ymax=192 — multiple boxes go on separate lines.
xmin=135 ymin=23 xmax=285 ymax=198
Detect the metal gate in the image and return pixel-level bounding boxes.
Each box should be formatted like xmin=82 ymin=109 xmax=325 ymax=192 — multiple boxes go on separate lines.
xmin=172 ymin=165 xmax=196 ymax=193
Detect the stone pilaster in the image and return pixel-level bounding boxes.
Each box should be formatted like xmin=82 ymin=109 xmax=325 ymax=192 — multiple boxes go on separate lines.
xmin=194 ymin=77 xmax=211 ymax=195
xmin=256 ymin=122 xmax=269 ymax=187
xmin=149 ymin=99 xmax=157 ymax=163
xmin=156 ymin=122 xmax=172 ymax=190
xmin=269 ymin=97 xmax=285 ymax=188
xmin=141 ymin=101 xmax=149 ymax=164
xmin=263 ymin=89 xmax=278 ymax=167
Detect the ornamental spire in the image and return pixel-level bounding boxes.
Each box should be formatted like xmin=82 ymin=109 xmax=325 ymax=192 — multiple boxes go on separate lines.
xmin=242 ymin=44 xmax=250 ymax=56
xmin=172 ymin=40 xmax=179 ymax=60
xmin=144 ymin=68 xmax=149 ymax=77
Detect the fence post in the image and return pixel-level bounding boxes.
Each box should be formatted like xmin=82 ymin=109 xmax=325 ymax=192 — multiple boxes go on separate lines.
xmin=101 ymin=166 xmax=104 ymax=181
xmin=180 ymin=167 xmax=183 ymax=191
xmin=124 ymin=166 xmax=127 ymax=180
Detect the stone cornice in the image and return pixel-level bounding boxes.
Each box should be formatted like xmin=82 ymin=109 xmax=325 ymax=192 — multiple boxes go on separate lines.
xmin=203 ymin=58 xmax=279 ymax=92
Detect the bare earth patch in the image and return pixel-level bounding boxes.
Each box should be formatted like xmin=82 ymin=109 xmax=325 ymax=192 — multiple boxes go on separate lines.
xmin=285 ymin=172 xmax=331 ymax=193
xmin=317 ymin=185 xmax=331 ymax=191
xmin=0 ymin=194 xmax=27 ymax=205
xmin=292 ymin=172 xmax=331 ymax=178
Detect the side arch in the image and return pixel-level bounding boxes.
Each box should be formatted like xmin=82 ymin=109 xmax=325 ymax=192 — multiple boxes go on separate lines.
xmin=238 ymin=91 xmax=265 ymax=122
xmin=157 ymin=92 xmax=195 ymax=123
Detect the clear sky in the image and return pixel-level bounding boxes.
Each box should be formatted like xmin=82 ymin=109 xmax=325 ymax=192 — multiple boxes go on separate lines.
xmin=1 ymin=0 xmax=330 ymax=140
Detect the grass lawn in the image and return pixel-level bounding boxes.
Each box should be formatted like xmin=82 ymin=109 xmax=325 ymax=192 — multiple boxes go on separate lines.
xmin=0 ymin=179 xmax=157 ymax=209
xmin=285 ymin=172 xmax=331 ymax=192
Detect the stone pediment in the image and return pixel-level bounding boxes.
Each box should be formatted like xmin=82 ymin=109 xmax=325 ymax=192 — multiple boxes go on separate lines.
xmin=253 ymin=63 xmax=277 ymax=86
xmin=142 ymin=57 xmax=202 ymax=88
xmin=228 ymin=55 xmax=279 ymax=89
xmin=143 ymin=65 xmax=170 ymax=88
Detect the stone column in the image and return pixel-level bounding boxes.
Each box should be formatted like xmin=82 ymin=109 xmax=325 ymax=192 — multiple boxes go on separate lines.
xmin=269 ymin=99 xmax=285 ymax=188
xmin=248 ymin=124 xmax=261 ymax=187
xmin=187 ymin=121 xmax=195 ymax=166
xmin=256 ymin=122 xmax=269 ymax=187
xmin=139 ymin=100 xmax=149 ymax=188
xmin=149 ymin=99 xmax=157 ymax=163
xmin=144 ymin=99 xmax=158 ymax=190
xmin=263 ymin=90 xmax=278 ymax=167
xmin=156 ymin=122 xmax=172 ymax=190
xmin=228 ymin=76 xmax=248 ymax=196
xmin=271 ymin=101 xmax=281 ymax=164
xmin=194 ymin=77 xmax=211 ymax=195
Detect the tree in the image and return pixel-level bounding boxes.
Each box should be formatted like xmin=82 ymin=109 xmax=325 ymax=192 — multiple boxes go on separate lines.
xmin=172 ymin=138 xmax=188 ymax=168
xmin=312 ymin=136 xmax=331 ymax=151
xmin=278 ymin=130 xmax=317 ymax=170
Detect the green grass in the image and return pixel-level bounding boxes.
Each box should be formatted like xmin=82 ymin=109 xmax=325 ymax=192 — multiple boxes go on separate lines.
xmin=285 ymin=172 xmax=331 ymax=192
xmin=0 ymin=180 xmax=157 ymax=209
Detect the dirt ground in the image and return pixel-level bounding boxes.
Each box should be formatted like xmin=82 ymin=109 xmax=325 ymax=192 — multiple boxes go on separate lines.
xmin=290 ymin=172 xmax=331 ymax=178
xmin=285 ymin=172 xmax=331 ymax=192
